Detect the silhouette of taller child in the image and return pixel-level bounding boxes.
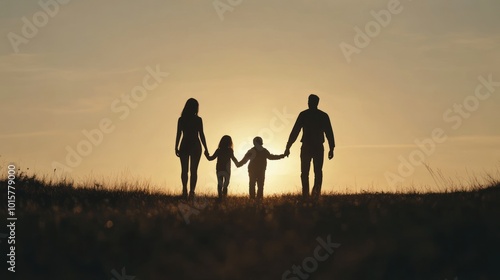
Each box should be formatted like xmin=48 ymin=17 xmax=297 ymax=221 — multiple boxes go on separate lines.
xmin=175 ymin=98 xmax=209 ymax=199
xmin=205 ymin=135 xmax=239 ymax=199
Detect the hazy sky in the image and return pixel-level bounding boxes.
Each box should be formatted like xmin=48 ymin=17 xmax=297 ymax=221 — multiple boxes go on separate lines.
xmin=1 ymin=0 xmax=499 ymax=194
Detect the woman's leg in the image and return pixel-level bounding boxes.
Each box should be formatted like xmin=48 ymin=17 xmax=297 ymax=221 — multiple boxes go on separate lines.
xmin=180 ymin=154 xmax=189 ymax=198
xmin=189 ymin=147 xmax=202 ymax=197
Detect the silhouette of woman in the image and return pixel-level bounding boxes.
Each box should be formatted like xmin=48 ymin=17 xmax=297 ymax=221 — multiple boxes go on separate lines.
xmin=175 ymin=98 xmax=208 ymax=199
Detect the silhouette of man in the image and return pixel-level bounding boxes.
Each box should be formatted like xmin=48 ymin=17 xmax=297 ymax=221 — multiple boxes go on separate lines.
xmin=284 ymin=94 xmax=335 ymax=199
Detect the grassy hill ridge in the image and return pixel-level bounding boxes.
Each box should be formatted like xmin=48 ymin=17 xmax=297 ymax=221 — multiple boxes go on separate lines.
xmin=1 ymin=174 xmax=499 ymax=280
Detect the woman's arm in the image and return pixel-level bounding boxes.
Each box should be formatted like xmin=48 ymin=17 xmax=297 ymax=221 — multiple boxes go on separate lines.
xmin=206 ymin=149 xmax=218 ymax=161
xmin=199 ymin=118 xmax=209 ymax=152
xmin=175 ymin=118 xmax=182 ymax=157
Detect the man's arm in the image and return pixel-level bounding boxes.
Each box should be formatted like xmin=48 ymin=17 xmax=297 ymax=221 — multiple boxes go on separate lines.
xmin=285 ymin=113 xmax=303 ymax=155
xmin=324 ymin=114 xmax=335 ymax=159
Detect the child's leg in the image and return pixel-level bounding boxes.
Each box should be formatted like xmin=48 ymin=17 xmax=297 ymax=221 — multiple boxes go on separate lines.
xmin=257 ymin=173 xmax=265 ymax=200
xmin=216 ymin=171 xmax=224 ymax=199
xmin=222 ymin=174 xmax=230 ymax=197
xmin=249 ymin=172 xmax=256 ymax=199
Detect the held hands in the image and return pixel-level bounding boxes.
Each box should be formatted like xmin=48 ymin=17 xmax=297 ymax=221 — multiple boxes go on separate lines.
xmin=284 ymin=148 xmax=290 ymax=157
xmin=204 ymin=150 xmax=210 ymax=158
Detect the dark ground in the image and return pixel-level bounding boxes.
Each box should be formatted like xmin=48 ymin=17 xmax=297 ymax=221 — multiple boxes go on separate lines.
xmin=1 ymin=174 xmax=500 ymax=280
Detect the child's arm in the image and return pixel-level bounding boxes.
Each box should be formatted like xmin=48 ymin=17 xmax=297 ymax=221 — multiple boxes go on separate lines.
xmin=268 ymin=154 xmax=285 ymax=160
xmin=205 ymin=149 xmax=218 ymax=161
xmin=231 ymin=154 xmax=240 ymax=167
xmin=236 ymin=150 xmax=251 ymax=168
xmin=267 ymin=150 xmax=286 ymax=160
xmin=229 ymin=148 xmax=240 ymax=166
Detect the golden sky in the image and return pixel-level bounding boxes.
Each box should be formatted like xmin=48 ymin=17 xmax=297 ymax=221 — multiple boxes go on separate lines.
xmin=1 ymin=0 xmax=499 ymax=194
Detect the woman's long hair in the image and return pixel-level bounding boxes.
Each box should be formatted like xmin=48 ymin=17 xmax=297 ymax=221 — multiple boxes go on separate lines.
xmin=218 ymin=135 xmax=233 ymax=149
xmin=181 ymin=98 xmax=199 ymax=117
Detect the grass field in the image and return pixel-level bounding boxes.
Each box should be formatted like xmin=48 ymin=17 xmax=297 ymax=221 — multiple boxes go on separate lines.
xmin=1 ymin=172 xmax=500 ymax=280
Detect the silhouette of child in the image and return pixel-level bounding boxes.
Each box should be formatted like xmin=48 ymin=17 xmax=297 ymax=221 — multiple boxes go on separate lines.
xmin=205 ymin=135 xmax=240 ymax=199
xmin=237 ymin=137 xmax=285 ymax=199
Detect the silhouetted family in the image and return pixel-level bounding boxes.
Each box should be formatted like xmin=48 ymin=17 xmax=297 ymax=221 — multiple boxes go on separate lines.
xmin=175 ymin=94 xmax=335 ymax=200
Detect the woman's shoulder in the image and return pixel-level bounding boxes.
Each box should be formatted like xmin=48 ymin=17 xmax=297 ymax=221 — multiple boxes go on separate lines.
xmin=179 ymin=115 xmax=202 ymax=123
xmin=192 ymin=115 xmax=203 ymax=125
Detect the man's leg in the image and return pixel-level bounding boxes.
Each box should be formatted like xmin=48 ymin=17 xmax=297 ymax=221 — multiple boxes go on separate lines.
xmin=311 ymin=145 xmax=325 ymax=198
xmin=249 ymin=171 xmax=257 ymax=199
xmin=300 ymin=145 xmax=312 ymax=198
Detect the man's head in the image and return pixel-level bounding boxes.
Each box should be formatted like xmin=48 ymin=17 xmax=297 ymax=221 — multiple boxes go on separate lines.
xmin=308 ymin=94 xmax=320 ymax=109
xmin=253 ymin=136 xmax=263 ymax=147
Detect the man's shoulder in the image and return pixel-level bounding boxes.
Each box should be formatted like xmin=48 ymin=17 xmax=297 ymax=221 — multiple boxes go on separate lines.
xmin=318 ymin=109 xmax=329 ymax=117
xmin=297 ymin=110 xmax=309 ymax=119
xmin=302 ymin=109 xmax=329 ymax=117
